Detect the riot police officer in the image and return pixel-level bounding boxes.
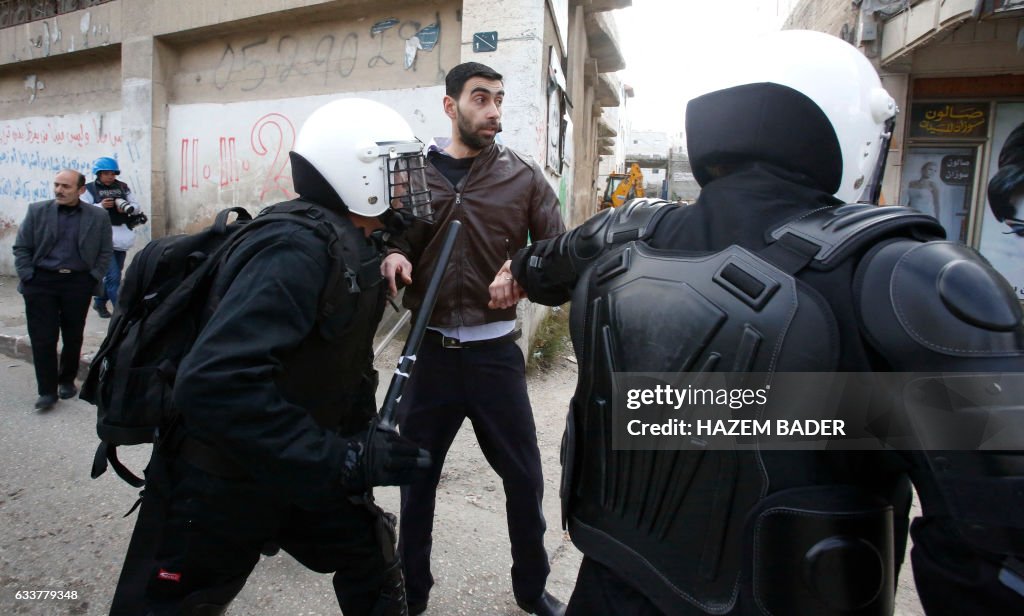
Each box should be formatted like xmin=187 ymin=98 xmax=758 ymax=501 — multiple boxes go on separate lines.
xmin=109 ymin=98 xmax=433 ymax=615
xmin=497 ymin=30 xmax=1024 ymax=616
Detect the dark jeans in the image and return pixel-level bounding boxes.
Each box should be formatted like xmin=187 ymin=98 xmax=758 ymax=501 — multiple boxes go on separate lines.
xmin=396 ymin=336 xmax=550 ymax=607
xmin=111 ymin=451 xmax=403 ymax=615
xmin=95 ymin=249 xmax=127 ymax=308
xmin=22 ymin=270 xmax=94 ymax=395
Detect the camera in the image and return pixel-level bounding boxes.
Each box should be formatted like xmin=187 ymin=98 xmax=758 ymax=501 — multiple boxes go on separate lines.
xmin=126 ymin=212 xmax=148 ymax=230
xmin=115 ymin=198 xmax=138 ymax=215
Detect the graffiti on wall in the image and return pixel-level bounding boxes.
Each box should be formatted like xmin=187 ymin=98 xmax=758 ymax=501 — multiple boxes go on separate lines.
xmin=181 ymin=10 xmax=453 ymax=96
xmin=0 ymin=112 xmax=122 ymax=202
xmin=167 ymin=88 xmax=448 ymax=233
xmin=0 ymin=111 xmax=123 ymax=274
xmin=178 ymin=112 xmax=297 ymax=202
xmin=8 ymin=9 xmax=115 ymax=63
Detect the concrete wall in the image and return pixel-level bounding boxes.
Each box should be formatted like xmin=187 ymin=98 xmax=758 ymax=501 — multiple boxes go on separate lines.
xmin=566 ymin=3 xmax=599 ymax=227
xmin=667 ymin=149 xmax=700 ymax=202
xmin=784 ymin=0 xmax=856 ymax=36
xmin=160 ymin=2 xmax=460 ymax=233
xmin=0 ymin=1 xmax=121 ymax=64
xmin=0 ymin=110 xmax=126 ymax=273
xmin=0 ymin=0 xmax=603 ymax=361
xmin=906 ymin=17 xmax=1024 ymax=77
xmin=625 ymin=129 xmax=666 ymax=159
xmin=167 ymin=90 xmax=449 ymax=233
xmin=0 ymin=0 xmax=468 ymax=276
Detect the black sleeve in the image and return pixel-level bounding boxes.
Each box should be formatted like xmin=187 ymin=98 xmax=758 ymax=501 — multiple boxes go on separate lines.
xmin=510 ymin=235 xmax=575 ymax=307
xmin=386 ymin=217 xmax=433 ymax=265
xmin=173 ymin=229 xmax=348 ymax=509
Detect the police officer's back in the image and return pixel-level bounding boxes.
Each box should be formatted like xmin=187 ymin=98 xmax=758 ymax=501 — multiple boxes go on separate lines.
xmin=507 ymin=31 xmax=1024 ymax=616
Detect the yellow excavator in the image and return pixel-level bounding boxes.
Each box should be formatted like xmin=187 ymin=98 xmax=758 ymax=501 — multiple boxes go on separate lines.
xmin=600 ymin=163 xmax=645 ymax=209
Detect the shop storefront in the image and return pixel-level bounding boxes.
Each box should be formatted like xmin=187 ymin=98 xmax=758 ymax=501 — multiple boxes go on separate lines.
xmin=902 ymin=76 xmax=1024 ymax=301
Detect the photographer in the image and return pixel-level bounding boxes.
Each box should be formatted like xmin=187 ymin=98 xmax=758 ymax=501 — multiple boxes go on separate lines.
xmin=81 ymin=156 xmax=147 ymax=318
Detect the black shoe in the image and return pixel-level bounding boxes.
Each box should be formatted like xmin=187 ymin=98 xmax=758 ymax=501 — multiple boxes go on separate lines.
xmin=407 ymin=599 xmax=427 ymax=615
xmin=517 ymin=591 xmax=566 ymax=616
xmin=93 ymin=303 xmax=111 ymax=319
xmin=34 ymin=394 xmax=57 ymax=411
xmin=58 ymin=382 xmax=78 ymax=399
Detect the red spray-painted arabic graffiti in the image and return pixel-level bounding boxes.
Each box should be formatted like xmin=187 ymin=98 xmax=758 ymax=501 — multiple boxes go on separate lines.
xmin=178 ymin=113 xmax=296 ymax=201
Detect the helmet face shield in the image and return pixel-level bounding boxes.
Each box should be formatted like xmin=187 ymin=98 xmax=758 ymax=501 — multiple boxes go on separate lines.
xmin=385 ymin=141 xmax=433 ymax=223
xmin=294 ymin=98 xmax=428 ymax=218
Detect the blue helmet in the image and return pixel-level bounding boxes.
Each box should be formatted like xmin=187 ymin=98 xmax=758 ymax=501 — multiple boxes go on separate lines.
xmin=92 ymin=156 xmax=120 ymax=176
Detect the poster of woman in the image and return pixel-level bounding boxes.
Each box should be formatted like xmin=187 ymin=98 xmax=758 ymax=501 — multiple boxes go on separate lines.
xmin=904 ymin=160 xmax=941 ymax=218
xmin=980 ymin=102 xmax=1024 ymax=301
xmin=900 ymin=147 xmax=974 ymax=242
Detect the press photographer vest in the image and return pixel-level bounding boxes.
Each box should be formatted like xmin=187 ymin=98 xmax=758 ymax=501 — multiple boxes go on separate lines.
xmin=86 ymin=180 xmax=131 ymax=226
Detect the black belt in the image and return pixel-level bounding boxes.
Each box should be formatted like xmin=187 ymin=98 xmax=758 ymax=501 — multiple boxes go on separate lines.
xmin=425 ymin=328 xmax=522 ymax=349
xmin=39 ymin=268 xmax=85 ymax=275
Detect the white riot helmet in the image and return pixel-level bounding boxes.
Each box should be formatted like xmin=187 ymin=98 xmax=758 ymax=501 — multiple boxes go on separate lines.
xmin=685 ymin=30 xmax=896 ymax=203
xmin=292 ymin=98 xmax=432 ymax=220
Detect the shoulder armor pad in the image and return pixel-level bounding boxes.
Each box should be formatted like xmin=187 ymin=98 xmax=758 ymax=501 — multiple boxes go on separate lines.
xmin=570 ymin=198 xmax=675 ymax=262
xmin=857 ymin=239 xmax=1024 ymax=361
xmin=769 ymin=204 xmax=944 ymax=270
xmin=603 ymin=198 xmax=674 ymax=244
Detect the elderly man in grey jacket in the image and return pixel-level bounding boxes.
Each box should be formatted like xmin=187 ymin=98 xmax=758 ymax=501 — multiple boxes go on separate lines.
xmin=13 ymin=169 xmax=112 ymax=411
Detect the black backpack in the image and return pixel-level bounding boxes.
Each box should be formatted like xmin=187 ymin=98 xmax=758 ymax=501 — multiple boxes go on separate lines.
xmin=81 ymin=201 xmax=363 ymax=487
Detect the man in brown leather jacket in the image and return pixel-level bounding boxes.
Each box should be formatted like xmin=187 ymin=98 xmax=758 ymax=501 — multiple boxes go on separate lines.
xmin=382 ymin=61 xmax=566 ymax=616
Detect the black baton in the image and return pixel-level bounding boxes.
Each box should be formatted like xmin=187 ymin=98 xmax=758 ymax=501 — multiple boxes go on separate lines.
xmin=379 ymin=220 xmax=462 ymax=427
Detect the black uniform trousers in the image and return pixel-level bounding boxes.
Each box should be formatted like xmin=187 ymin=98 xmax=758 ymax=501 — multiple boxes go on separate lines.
xmin=110 ymin=451 xmax=401 ymax=615
xmin=21 ymin=269 xmax=94 ymax=396
xmin=396 ymin=335 xmax=550 ymax=607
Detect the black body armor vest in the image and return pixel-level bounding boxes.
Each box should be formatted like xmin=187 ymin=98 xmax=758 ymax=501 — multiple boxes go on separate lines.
xmin=564 ymin=204 xmax=944 ymax=615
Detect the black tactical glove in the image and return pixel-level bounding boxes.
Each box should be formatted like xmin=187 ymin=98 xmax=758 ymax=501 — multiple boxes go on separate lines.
xmin=340 ymin=420 xmax=432 ymax=493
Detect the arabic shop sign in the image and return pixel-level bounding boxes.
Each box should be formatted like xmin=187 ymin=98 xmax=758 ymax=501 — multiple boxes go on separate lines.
xmin=940 ymin=154 xmax=974 ymax=186
xmin=910 ymin=103 xmax=988 ymax=139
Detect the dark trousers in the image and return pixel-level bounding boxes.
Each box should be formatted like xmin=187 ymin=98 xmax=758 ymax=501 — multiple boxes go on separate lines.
xmin=22 ymin=270 xmax=94 ymax=395
xmin=396 ymin=336 xmax=550 ymax=607
xmin=95 ymin=249 xmax=127 ymax=307
xmin=111 ymin=451 xmax=404 ymax=615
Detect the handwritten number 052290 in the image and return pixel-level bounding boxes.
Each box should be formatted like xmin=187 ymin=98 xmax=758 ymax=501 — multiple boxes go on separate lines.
xmin=214 ymin=38 xmax=268 ymax=91
xmin=213 ymin=31 xmax=367 ymax=91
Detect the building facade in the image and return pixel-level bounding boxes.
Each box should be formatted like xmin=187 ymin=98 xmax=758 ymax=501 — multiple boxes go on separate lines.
xmin=0 ymin=0 xmax=631 ymax=278
xmin=786 ymin=0 xmax=1024 ymax=301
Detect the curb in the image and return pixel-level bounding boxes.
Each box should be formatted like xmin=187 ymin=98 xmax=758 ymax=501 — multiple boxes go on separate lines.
xmin=0 ymin=332 xmax=96 ymax=381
